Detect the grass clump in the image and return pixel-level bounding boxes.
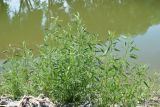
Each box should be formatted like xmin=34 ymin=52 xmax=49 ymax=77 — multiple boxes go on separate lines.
xmin=0 ymin=15 xmax=150 ymax=106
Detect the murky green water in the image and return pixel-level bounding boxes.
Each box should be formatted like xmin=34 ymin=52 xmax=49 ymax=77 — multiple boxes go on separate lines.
xmin=0 ymin=0 xmax=160 ymax=70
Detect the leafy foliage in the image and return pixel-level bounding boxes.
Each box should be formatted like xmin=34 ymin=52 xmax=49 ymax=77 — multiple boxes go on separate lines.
xmin=0 ymin=15 xmax=149 ymax=106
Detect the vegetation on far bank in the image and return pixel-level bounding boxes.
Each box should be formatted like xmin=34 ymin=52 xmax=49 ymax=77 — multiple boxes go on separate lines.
xmin=0 ymin=15 xmax=151 ymax=106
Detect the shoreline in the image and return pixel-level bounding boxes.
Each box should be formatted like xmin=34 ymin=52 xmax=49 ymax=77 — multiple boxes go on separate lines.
xmin=1 ymin=95 xmax=160 ymax=107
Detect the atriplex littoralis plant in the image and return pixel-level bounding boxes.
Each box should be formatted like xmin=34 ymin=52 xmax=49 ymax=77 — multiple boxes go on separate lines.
xmin=0 ymin=15 xmax=150 ymax=106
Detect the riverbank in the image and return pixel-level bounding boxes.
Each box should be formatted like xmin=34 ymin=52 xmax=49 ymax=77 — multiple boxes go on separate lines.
xmin=1 ymin=95 xmax=160 ymax=107
xmin=0 ymin=95 xmax=93 ymax=107
xmin=0 ymin=95 xmax=56 ymax=107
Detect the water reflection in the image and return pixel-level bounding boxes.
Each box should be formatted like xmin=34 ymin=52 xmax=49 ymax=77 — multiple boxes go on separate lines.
xmin=1 ymin=0 xmax=160 ymax=37
xmin=0 ymin=0 xmax=160 ymax=69
xmin=1 ymin=0 xmax=159 ymax=41
xmin=134 ymin=24 xmax=160 ymax=71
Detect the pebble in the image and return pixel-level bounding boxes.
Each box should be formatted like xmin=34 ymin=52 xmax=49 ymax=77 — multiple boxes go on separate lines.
xmin=0 ymin=95 xmax=56 ymax=107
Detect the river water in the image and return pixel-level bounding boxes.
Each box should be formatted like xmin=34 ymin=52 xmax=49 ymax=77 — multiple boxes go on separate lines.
xmin=0 ymin=0 xmax=160 ymax=71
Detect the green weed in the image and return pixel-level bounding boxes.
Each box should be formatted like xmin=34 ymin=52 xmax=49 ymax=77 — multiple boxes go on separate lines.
xmin=0 ymin=15 xmax=150 ymax=106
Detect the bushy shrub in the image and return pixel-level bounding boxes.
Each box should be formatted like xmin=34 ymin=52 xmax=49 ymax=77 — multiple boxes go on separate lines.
xmin=96 ymin=37 xmax=149 ymax=106
xmin=0 ymin=15 xmax=149 ymax=106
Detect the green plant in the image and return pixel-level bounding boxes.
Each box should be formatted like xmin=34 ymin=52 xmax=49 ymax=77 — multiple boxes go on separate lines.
xmin=0 ymin=42 xmax=35 ymax=98
xmin=96 ymin=36 xmax=149 ymax=106
xmin=30 ymin=15 xmax=100 ymax=104
xmin=0 ymin=14 xmax=150 ymax=106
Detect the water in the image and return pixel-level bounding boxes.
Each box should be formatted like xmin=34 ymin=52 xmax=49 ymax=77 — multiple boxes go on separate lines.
xmin=134 ymin=24 xmax=160 ymax=70
xmin=0 ymin=0 xmax=160 ymax=70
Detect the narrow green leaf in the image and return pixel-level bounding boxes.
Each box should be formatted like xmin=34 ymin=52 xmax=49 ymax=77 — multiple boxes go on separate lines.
xmin=130 ymin=54 xmax=137 ymax=59
xmin=144 ymin=81 xmax=150 ymax=88
xmin=114 ymin=48 xmax=120 ymax=51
